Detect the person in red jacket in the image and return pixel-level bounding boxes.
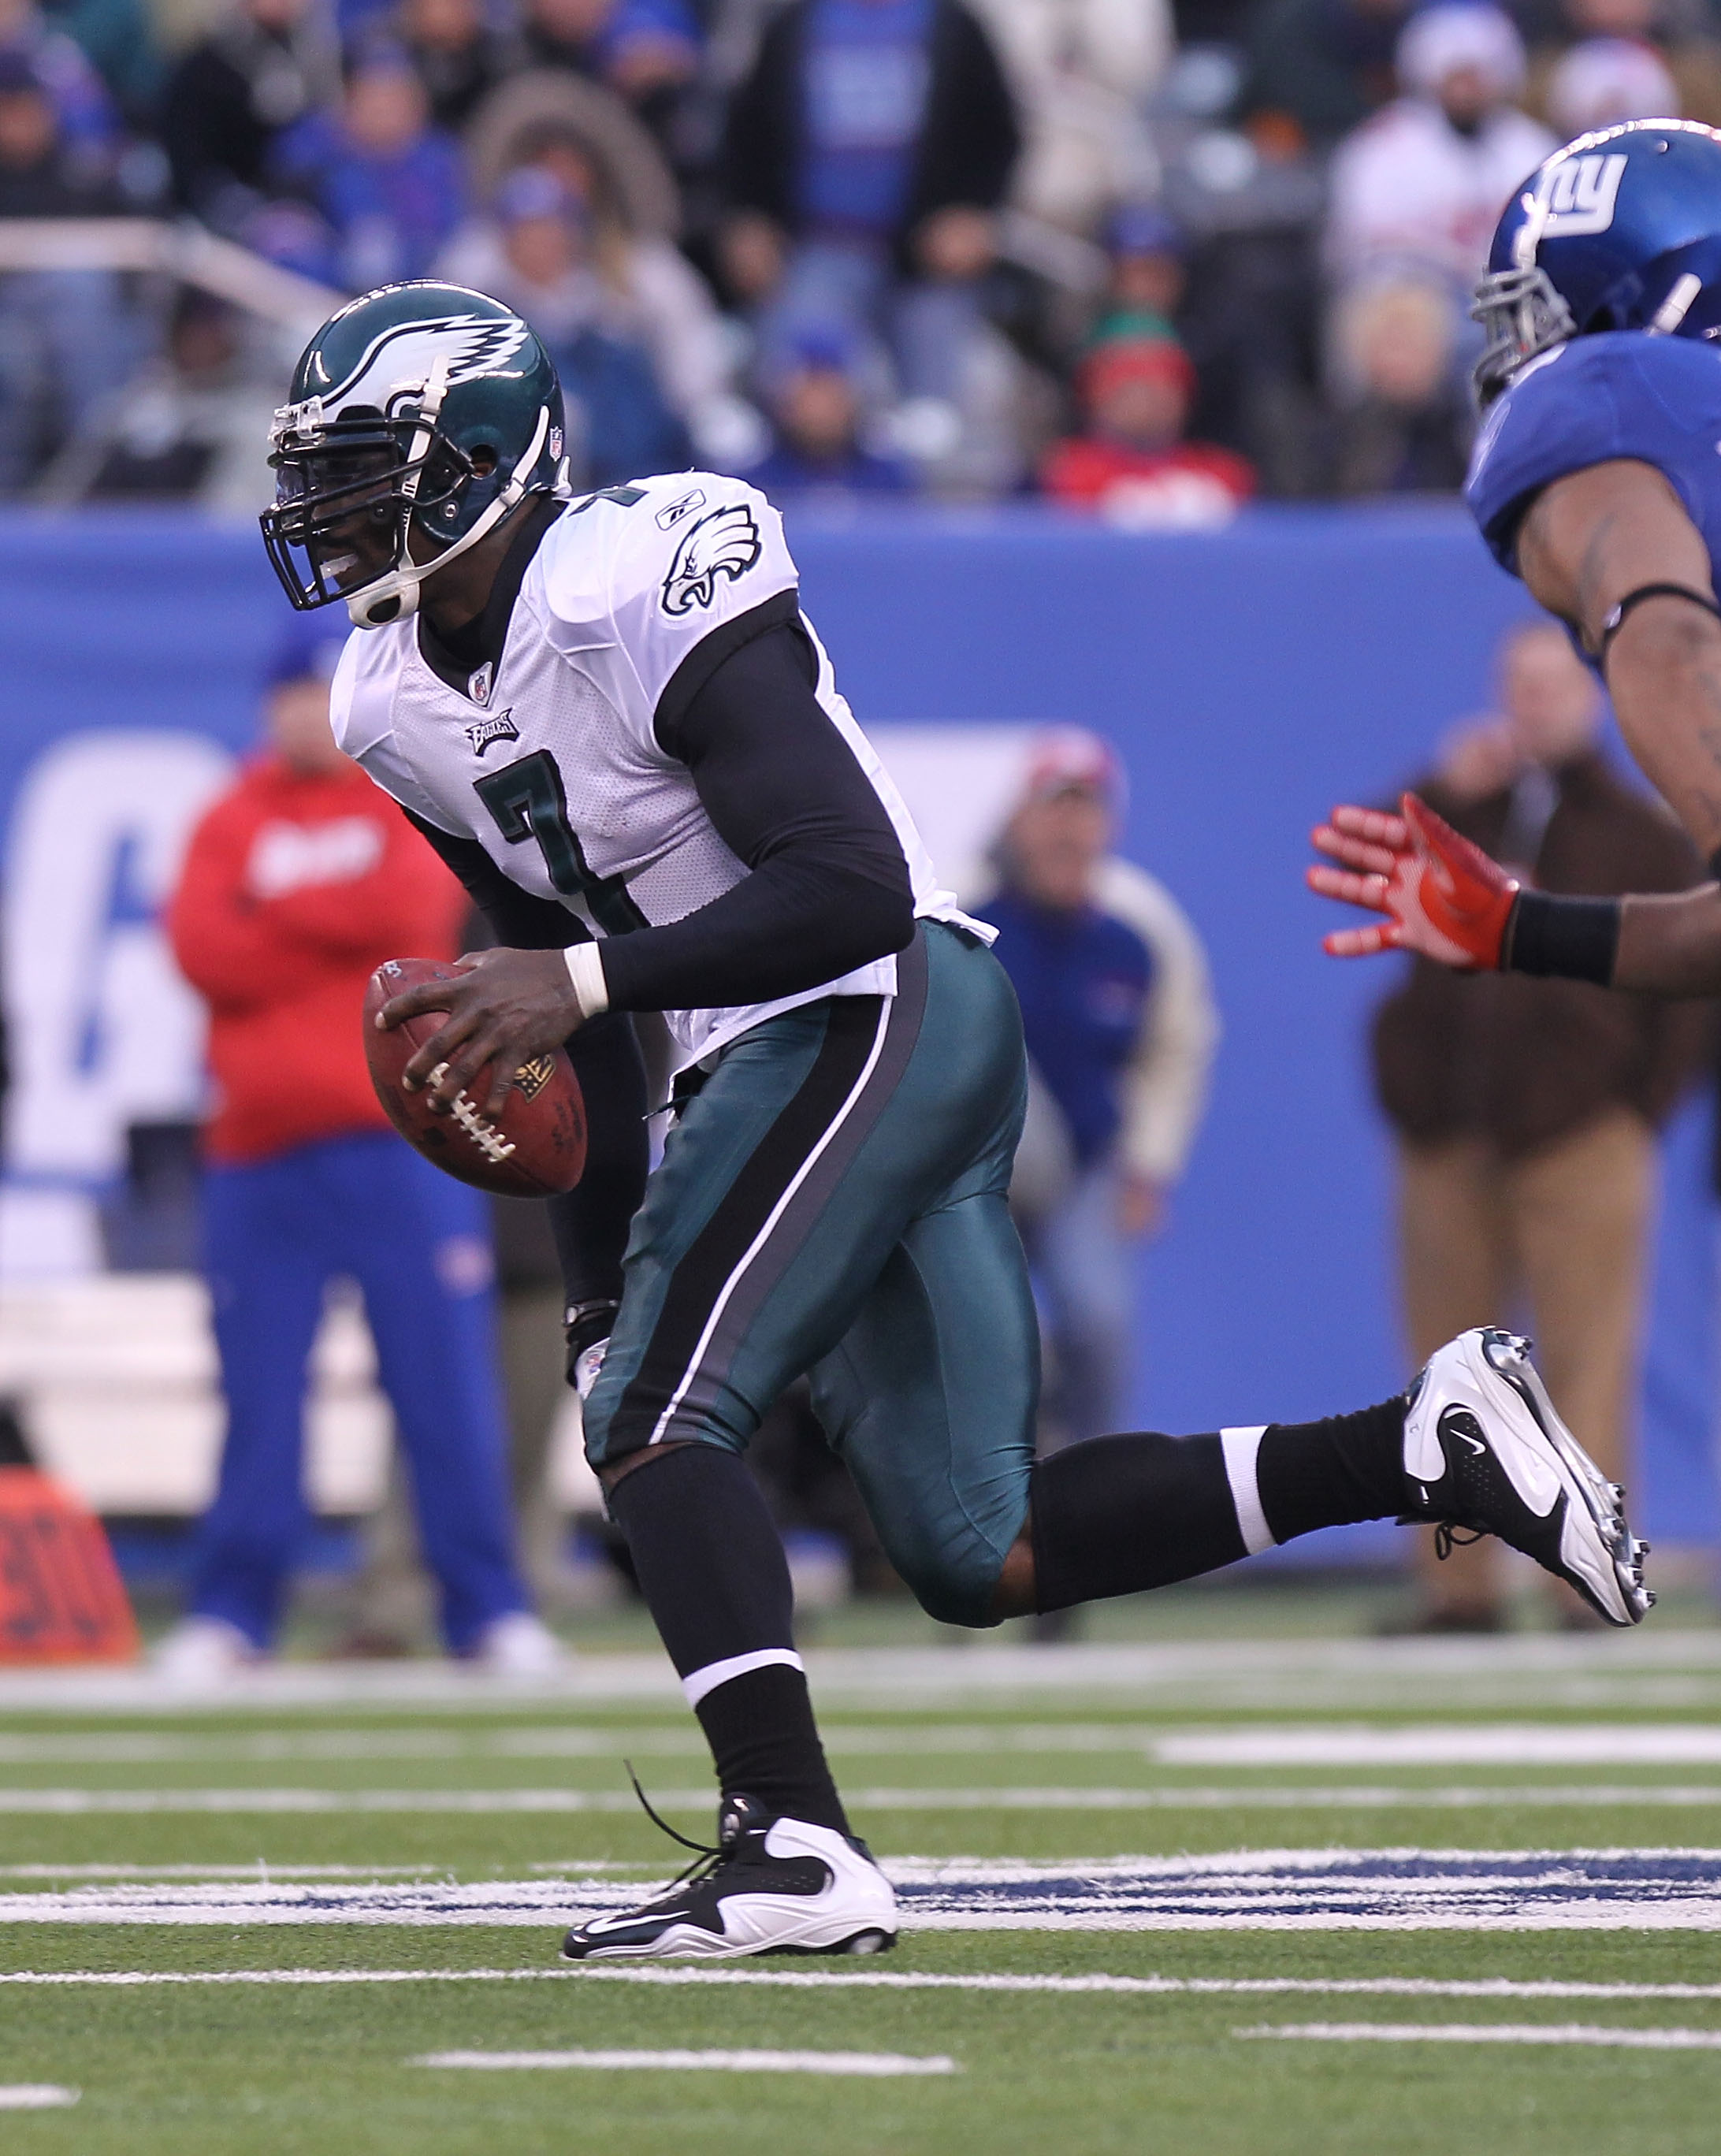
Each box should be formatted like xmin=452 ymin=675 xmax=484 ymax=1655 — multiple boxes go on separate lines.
xmin=1042 ymin=321 xmax=1255 ymax=528
xmin=154 ymin=623 xmax=556 ymax=1682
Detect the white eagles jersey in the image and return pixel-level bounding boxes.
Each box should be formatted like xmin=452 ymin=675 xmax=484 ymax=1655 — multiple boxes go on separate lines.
xmin=331 ymin=472 xmax=983 ymax=1069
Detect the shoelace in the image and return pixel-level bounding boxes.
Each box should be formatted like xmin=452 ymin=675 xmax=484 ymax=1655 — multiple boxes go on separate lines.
xmin=622 ymin=1760 xmax=734 ymax=1897
xmin=1432 ymin=1521 xmax=1488 ymax=1562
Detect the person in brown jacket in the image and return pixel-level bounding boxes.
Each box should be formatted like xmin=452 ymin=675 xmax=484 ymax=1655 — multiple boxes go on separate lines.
xmin=1371 ymin=619 xmax=1710 ymax=1630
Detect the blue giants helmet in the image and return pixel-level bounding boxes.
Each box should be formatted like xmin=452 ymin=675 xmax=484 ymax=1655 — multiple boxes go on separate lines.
xmin=262 ymin=281 xmax=569 ymax=629
xmin=1472 ymin=118 xmax=1721 ymax=405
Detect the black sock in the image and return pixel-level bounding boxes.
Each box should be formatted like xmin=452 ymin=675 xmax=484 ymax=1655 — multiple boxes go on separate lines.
xmin=1031 ymin=1431 xmax=1247 ymax=1611
xmin=606 ymin=1444 xmax=848 ymax=1835
xmin=1029 ymin=1398 xmax=1407 ymax=1613
xmin=1255 ymin=1398 xmax=1407 ymax=1542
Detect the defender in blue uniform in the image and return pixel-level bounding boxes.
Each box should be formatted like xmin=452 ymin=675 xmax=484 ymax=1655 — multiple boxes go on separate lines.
xmin=1314 ymin=118 xmax=1721 ymax=998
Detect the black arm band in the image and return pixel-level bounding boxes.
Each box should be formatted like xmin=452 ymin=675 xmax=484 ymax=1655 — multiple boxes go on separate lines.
xmin=1596 ymin=582 xmax=1721 ymax=662
xmin=1504 ymin=888 xmax=1621 ymax=985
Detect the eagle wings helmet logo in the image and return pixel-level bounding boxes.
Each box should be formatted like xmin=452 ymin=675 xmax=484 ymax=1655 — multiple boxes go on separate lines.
xmin=310 ymin=314 xmax=533 ymax=419
xmin=661 ymin=503 xmax=764 ymax=615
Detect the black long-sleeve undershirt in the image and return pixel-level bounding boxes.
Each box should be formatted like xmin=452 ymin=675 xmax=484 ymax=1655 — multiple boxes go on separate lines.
xmin=598 ymin=617 xmax=916 ymax=1013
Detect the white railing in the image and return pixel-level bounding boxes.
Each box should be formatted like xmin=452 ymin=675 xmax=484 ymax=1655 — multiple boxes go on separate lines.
xmin=0 ymin=218 xmax=342 ymax=331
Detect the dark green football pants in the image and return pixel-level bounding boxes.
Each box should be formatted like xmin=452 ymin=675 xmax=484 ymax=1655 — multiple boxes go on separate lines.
xmin=582 ymin=921 xmax=1037 ymax=1625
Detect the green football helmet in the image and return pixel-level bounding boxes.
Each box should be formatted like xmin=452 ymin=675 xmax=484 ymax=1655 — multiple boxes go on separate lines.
xmin=262 ymin=281 xmax=568 ymax=629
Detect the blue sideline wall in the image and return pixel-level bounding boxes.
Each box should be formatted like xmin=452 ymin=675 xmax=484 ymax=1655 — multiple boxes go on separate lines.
xmin=0 ymin=504 xmax=1712 ymax=1555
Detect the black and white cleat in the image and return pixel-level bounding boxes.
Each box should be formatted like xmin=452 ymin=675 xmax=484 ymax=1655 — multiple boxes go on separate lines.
xmin=561 ymin=1793 xmax=899 ymax=1962
xmin=1401 ymin=1328 xmax=1653 ymax=1628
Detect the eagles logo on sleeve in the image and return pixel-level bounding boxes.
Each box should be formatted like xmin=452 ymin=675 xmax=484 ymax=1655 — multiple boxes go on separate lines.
xmin=660 ymin=504 xmax=763 ymax=615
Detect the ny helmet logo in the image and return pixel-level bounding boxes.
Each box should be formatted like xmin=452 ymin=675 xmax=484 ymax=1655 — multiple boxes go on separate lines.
xmin=1537 ymin=152 xmax=1629 ymax=237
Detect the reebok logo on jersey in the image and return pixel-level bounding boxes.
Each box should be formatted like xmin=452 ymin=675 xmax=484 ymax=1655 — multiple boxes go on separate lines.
xmin=464 ymin=708 xmax=519 ymax=756
xmin=661 ymin=504 xmax=762 ymax=615
xmin=656 ymin=486 xmax=706 ymax=530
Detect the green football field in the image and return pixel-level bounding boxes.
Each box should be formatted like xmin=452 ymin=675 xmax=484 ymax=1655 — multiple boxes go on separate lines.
xmin=9 ymin=1587 xmax=1721 ymax=2154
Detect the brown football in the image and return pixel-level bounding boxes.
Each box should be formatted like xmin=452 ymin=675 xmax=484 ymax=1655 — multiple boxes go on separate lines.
xmin=362 ymin=957 xmax=586 ymax=1198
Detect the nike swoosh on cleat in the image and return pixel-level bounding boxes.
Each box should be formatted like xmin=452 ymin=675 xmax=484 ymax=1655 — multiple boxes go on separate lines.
xmin=1457 ymin=1432 xmax=1486 ymax=1455
xmin=582 ymin=1909 xmax=694 ymax=1935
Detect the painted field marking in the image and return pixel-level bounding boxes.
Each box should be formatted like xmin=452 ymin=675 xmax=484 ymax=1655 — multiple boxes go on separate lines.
xmin=413 ymin=2049 xmax=958 ymax=2076
xmin=7 ymin=1720 xmax=1718 ymax=1768
xmin=0 ymin=2086 xmax=78 ymax=2109
xmin=0 ymin=1864 xmax=627 ymax=1882
xmin=7 ymin=1785 xmax=1721 ymax=1816
xmin=1161 ymin=1727 xmax=1721 ymax=1768
xmin=13 ymin=1849 xmax=1721 ymax=1930
xmin=1238 ymin=2022 xmax=1721 ymax=2050
xmin=14 ymin=1969 xmax=1721 ymax=2003
xmin=5 ymin=1633 xmax=1721 ymax=1716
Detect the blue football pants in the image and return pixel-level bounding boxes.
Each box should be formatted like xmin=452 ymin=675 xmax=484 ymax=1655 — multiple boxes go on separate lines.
xmin=191 ymin=1132 xmax=528 ymax=1651
xmin=583 ymin=923 xmax=1039 ymax=1626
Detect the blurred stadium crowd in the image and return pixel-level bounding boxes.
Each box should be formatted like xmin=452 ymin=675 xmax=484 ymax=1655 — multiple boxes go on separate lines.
xmin=0 ymin=0 xmax=1706 ymax=512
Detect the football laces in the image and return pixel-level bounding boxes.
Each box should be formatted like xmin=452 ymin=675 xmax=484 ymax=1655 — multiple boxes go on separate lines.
xmin=426 ymin=1064 xmax=518 ymax=1165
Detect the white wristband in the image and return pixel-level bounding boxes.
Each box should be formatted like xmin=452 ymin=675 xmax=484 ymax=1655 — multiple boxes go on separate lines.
xmin=564 ymin=940 xmax=609 ymax=1017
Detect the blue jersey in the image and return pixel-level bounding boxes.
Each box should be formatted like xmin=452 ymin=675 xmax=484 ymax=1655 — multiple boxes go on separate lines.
xmin=984 ymin=888 xmax=1154 ymax=1169
xmin=1465 ymin=331 xmax=1721 ymax=578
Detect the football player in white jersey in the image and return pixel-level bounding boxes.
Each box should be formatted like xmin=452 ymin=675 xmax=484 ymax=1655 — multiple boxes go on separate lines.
xmin=264 ymin=282 xmax=1651 ymax=1962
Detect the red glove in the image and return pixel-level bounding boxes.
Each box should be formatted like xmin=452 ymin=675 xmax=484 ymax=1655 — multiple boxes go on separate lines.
xmin=1306 ymin=793 xmax=1519 ymax=969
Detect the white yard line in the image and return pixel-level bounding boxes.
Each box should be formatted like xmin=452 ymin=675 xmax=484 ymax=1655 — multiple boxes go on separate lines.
xmin=0 ymin=1864 xmax=445 ymax=1880
xmin=0 ymin=1863 xmax=633 ymax=1881
xmin=7 ymin=1720 xmax=1721 ymax=1769
xmin=0 ymin=2087 xmax=78 ymax=2108
xmin=1161 ymin=1727 xmax=1721 ymax=1767
xmin=13 ymin=1969 xmax=1721 ymax=2002
xmin=2 ymin=1785 xmax=1719 ymax=1814
xmin=413 ymin=2048 xmax=958 ymax=2076
xmin=4 ymin=1634 xmax=1721 ymax=1713
xmin=1238 ymin=2021 xmax=1721 ymax=2050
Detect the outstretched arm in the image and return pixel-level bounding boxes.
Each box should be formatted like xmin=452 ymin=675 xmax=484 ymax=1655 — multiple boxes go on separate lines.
xmin=1310 ymin=793 xmax=1721 ymax=994
xmin=1517 ymin=459 xmax=1721 ymax=861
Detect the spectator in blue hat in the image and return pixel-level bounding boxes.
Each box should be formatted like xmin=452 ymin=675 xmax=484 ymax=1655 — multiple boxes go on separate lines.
xmin=452 ymin=163 xmax=691 ymax=486
xmin=0 ymin=0 xmax=120 ymax=166
xmin=746 ymin=325 xmax=911 ymax=501
xmin=272 ymin=36 xmax=464 ymax=291
xmin=1099 ymin=203 xmax=1187 ymax=332
xmin=156 ymin=621 xmax=558 ymax=1683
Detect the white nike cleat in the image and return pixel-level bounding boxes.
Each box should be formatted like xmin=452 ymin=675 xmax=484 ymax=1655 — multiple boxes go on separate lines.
xmin=1402 ymin=1328 xmax=1652 ymax=1627
xmin=561 ymin=1794 xmax=898 ymax=1961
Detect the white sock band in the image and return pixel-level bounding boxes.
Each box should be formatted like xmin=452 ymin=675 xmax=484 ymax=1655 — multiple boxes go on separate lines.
xmin=1220 ymin=1425 xmax=1274 ymax=1556
xmin=681 ymin=1647 xmax=805 ymax=1710
xmin=564 ymin=940 xmax=609 ymax=1016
